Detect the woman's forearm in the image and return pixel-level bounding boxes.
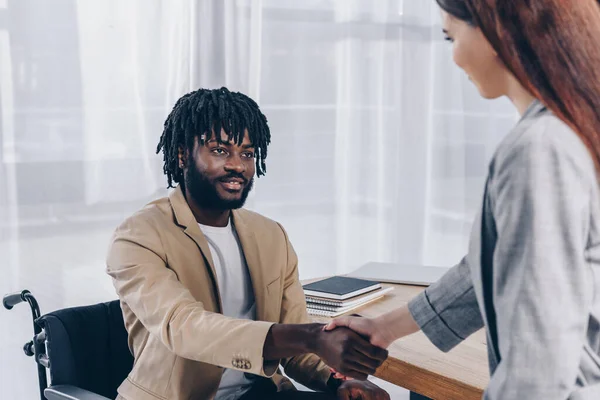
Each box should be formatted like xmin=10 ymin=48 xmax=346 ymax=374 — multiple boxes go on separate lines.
xmin=375 ymin=304 xmax=420 ymax=342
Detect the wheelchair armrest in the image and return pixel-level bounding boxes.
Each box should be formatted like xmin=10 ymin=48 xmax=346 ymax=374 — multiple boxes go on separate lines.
xmin=44 ymin=385 xmax=112 ymax=400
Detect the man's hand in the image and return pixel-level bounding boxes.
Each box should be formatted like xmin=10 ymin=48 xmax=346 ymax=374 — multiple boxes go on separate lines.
xmin=314 ymin=326 xmax=388 ymax=380
xmin=336 ymin=379 xmax=390 ymax=400
xmin=263 ymin=323 xmax=387 ymax=380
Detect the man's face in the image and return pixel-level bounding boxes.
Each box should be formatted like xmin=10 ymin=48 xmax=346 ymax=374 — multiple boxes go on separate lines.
xmin=184 ymin=129 xmax=256 ymax=211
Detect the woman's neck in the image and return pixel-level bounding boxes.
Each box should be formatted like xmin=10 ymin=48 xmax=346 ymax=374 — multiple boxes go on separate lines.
xmin=506 ymin=75 xmax=537 ymax=116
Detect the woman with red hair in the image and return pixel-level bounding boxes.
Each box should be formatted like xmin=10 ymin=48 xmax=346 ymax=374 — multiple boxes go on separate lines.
xmin=327 ymin=1 xmax=600 ymax=398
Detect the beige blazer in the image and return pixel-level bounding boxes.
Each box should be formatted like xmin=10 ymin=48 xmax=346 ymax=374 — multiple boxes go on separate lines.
xmin=106 ymin=186 xmax=331 ymax=400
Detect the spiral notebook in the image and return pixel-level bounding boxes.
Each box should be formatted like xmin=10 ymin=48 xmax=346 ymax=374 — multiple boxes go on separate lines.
xmin=306 ymin=287 xmax=394 ymax=308
xmin=306 ymin=295 xmax=385 ymax=317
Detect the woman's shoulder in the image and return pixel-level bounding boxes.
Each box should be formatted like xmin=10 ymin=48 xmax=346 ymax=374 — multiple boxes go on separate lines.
xmin=492 ymin=108 xmax=596 ymax=182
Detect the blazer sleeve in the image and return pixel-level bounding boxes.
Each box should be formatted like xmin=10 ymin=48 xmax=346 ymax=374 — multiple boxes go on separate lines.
xmin=408 ymin=256 xmax=484 ymax=352
xmin=483 ymin=120 xmax=593 ymax=399
xmin=275 ymin=223 xmax=332 ymax=392
xmin=106 ymin=215 xmax=279 ymax=377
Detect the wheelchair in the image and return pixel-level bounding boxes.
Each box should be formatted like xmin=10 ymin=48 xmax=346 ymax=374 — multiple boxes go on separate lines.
xmin=4 ymin=290 xmax=432 ymax=400
xmin=3 ymin=289 xmax=133 ymax=400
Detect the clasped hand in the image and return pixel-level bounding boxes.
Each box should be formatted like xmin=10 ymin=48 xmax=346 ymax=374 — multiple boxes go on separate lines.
xmin=320 ymin=315 xmax=398 ymax=382
xmin=314 ymin=325 xmax=388 ymax=380
xmin=314 ymin=324 xmax=390 ymax=400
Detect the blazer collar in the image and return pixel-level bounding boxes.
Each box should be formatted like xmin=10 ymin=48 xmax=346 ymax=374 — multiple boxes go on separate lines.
xmin=169 ymin=186 xmax=222 ymax=311
xmin=230 ymin=209 xmax=270 ymax=321
xmin=168 ymin=186 xmax=269 ymax=321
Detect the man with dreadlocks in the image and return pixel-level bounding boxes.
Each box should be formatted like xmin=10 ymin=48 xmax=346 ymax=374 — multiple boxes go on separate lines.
xmin=107 ymin=88 xmax=390 ymax=400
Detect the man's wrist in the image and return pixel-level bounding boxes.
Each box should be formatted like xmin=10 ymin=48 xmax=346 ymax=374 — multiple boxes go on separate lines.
xmin=326 ymin=373 xmax=343 ymax=393
xmin=263 ymin=323 xmax=324 ymax=360
xmin=305 ymin=323 xmax=325 ymax=354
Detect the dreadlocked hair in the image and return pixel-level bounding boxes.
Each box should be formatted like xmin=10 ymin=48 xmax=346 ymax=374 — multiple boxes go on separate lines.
xmin=156 ymin=87 xmax=271 ymax=188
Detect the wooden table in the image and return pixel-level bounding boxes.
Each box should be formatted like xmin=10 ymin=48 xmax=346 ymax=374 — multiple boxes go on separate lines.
xmin=308 ymin=282 xmax=490 ymax=400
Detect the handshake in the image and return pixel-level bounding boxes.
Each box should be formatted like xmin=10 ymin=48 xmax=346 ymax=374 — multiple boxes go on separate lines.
xmin=264 ymin=307 xmax=419 ymax=399
xmin=315 ymin=314 xmax=398 ymax=380
xmin=264 ymin=306 xmax=419 ymax=381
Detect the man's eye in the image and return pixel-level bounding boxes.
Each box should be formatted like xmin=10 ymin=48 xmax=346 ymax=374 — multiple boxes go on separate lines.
xmin=243 ymin=152 xmax=255 ymax=158
xmin=213 ymin=148 xmax=226 ymax=155
xmin=444 ymin=35 xmax=454 ymax=43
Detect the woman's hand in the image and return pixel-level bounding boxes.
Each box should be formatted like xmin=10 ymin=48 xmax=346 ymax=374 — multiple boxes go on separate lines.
xmin=324 ymin=316 xmax=397 ymax=349
xmin=325 ymin=305 xmax=420 ymax=350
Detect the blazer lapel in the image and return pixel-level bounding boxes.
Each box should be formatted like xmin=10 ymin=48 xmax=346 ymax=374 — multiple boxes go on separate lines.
xmin=168 ymin=186 xmax=223 ymax=312
xmin=479 ymin=181 xmax=501 ymax=365
xmin=467 ymin=177 xmax=501 ymax=369
xmin=231 ymin=210 xmax=269 ymax=322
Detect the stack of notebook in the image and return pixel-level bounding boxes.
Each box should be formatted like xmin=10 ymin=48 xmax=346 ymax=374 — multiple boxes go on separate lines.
xmin=302 ymin=276 xmax=393 ymax=317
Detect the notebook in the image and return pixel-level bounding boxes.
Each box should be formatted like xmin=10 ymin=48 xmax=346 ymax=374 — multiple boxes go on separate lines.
xmin=306 ymin=286 xmax=394 ymax=308
xmin=346 ymin=262 xmax=448 ymax=286
xmin=307 ymin=295 xmax=384 ymax=317
xmin=302 ymin=276 xmax=381 ymax=300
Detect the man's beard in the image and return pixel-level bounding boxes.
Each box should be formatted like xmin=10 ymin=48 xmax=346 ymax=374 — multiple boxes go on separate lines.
xmin=185 ymin=164 xmax=254 ymax=211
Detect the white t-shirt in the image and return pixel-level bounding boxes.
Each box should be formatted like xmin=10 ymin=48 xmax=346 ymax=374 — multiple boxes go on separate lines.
xmin=198 ymin=219 xmax=257 ymax=400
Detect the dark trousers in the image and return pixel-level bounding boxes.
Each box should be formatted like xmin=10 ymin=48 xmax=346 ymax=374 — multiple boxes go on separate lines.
xmin=250 ymin=392 xmax=336 ymax=399
xmin=239 ymin=379 xmax=336 ymax=400
xmin=410 ymin=392 xmax=432 ymax=400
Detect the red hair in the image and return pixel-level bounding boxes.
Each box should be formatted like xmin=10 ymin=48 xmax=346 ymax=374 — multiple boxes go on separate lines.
xmin=466 ymin=0 xmax=600 ymax=171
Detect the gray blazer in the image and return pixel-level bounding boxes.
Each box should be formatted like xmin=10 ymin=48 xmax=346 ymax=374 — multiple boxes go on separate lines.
xmin=408 ymin=100 xmax=600 ymax=399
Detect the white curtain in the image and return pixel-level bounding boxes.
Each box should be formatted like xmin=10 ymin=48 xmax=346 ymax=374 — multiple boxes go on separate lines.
xmin=0 ymin=1 xmax=517 ymax=397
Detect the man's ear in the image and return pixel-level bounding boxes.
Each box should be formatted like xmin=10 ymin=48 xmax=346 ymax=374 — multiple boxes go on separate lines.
xmin=178 ymin=147 xmax=187 ymax=169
